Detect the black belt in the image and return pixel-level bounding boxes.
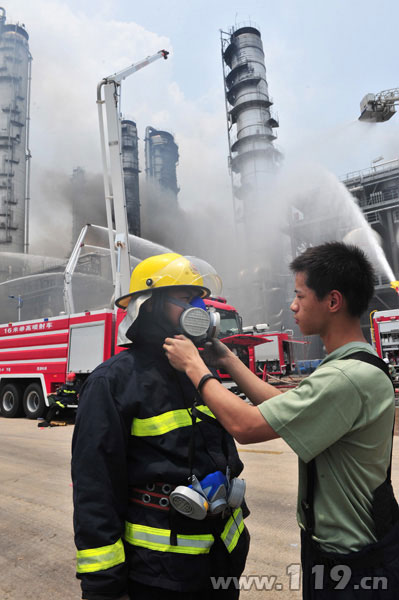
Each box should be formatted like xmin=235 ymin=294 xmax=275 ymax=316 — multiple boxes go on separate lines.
xmin=128 ymin=481 xmax=226 ymax=519
xmin=129 ymin=482 xmax=175 ymax=511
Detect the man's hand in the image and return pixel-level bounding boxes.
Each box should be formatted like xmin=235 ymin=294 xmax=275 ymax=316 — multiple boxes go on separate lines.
xmin=163 ymin=335 xmax=204 ymax=373
xmin=201 ymin=338 xmax=237 ymax=368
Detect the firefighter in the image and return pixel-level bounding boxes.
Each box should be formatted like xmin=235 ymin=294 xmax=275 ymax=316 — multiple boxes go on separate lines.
xmin=38 ymin=372 xmax=79 ymax=427
xmin=71 ymin=253 xmax=250 ymax=600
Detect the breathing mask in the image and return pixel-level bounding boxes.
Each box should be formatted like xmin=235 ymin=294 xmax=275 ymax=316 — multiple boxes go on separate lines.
xmin=170 ymin=469 xmax=246 ymax=520
xmin=166 ymin=295 xmax=220 ymax=342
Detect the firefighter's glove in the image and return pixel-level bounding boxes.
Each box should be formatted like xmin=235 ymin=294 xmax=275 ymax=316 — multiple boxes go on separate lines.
xmin=201 ymin=338 xmax=233 ymax=368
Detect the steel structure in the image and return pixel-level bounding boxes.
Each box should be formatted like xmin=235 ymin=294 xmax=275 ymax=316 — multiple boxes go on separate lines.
xmin=145 ymin=126 xmax=179 ymax=203
xmin=0 ymin=8 xmax=32 ymax=254
xmin=221 ymin=23 xmax=281 ymax=225
xmin=121 ymin=119 xmax=140 ymax=236
xmin=342 ymin=159 xmax=399 ymax=289
xmin=71 ymin=166 xmax=86 ymax=247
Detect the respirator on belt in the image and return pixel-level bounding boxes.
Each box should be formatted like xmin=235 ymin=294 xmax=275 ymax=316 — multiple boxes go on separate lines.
xmin=170 ymin=469 xmax=246 ymax=520
xmin=166 ymin=296 xmax=220 ymax=342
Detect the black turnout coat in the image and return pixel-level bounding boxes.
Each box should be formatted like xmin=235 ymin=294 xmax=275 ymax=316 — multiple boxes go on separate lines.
xmin=72 ymin=339 xmax=249 ymax=600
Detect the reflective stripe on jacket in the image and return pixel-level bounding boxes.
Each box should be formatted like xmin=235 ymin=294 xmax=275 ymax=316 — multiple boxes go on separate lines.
xmin=221 ymin=508 xmax=244 ymax=553
xmin=125 ymin=522 xmax=214 ymax=554
xmin=76 ymin=538 xmax=125 ymax=573
xmin=131 ymin=405 xmax=216 ymax=437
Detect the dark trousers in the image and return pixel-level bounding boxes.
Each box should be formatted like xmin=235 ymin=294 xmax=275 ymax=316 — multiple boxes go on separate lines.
xmin=43 ymin=402 xmax=65 ymax=423
xmin=301 ymin=523 xmax=399 ymax=599
xmin=128 ymin=580 xmax=239 ymax=599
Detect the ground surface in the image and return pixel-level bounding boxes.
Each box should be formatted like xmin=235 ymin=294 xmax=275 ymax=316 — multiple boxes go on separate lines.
xmin=0 ymin=412 xmax=398 ymax=599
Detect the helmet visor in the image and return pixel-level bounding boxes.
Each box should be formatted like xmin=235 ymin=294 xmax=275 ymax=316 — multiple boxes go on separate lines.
xmin=182 ymin=256 xmax=223 ymax=297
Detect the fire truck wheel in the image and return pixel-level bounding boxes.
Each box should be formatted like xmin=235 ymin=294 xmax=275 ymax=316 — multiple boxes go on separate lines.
xmin=0 ymin=383 xmax=23 ymax=418
xmin=23 ymin=383 xmax=45 ymax=419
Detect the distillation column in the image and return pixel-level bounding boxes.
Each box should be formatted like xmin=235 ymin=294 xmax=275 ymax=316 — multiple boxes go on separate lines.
xmin=121 ymin=119 xmax=140 ymax=236
xmin=221 ymin=24 xmax=281 ymax=225
xmin=221 ymin=24 xmax=285 ymax=328
xmin=0 ymin=8 xmax=31 ymax=254
xmin=145 ymin=126 xmax=179 ymax=207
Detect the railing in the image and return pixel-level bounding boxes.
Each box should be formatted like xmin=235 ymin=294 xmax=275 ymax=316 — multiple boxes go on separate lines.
xmin=230 ymin=20 xmax=261 ymax=33
xmin=358 ymin=188 xmax=399 ymax=208
xmin=358 ymin=187 xmax=399 ymax=208
xmin=341 ymin=159 xmax=399 ymax=183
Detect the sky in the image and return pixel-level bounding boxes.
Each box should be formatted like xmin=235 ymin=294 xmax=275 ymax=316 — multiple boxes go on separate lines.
xmin=5 ymin=0 xmax=399 ymax=258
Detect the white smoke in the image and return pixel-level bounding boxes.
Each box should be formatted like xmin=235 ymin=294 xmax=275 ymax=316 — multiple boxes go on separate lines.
xmin=4 ymin=1 xmax=399 ymax=328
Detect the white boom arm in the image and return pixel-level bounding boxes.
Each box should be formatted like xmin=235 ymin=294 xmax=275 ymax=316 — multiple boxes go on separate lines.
xmin=97 ymin=49 xmax=169 ymax=301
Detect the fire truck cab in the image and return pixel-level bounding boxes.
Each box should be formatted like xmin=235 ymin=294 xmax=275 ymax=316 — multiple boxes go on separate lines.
xmin=204 ymin=297 xmax=242 ymax=337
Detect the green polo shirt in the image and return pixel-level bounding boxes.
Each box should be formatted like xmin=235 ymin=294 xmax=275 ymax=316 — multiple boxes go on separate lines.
xmin=258 ymin=342 xmax=395 ymax=553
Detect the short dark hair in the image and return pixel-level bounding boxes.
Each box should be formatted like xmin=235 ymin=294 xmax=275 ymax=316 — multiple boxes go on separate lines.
xmin=290 ymin=242 xmax=375 ymax=317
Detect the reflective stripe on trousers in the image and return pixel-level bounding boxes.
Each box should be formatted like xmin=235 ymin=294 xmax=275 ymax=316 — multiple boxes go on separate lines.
xmin=76 ymin=537 xmax=125 ymax=573
xmin=221 ymin=508 xmax=244 ymax=553
xmin=125 ymin=522 xmax=214 ymax=554
xmin=131 ymin=406 xmax=216 ymax=437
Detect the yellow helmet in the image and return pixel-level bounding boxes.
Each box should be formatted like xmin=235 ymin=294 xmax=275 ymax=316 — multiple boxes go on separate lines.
xmin=115 ymin=253 xmax=222 ymax=308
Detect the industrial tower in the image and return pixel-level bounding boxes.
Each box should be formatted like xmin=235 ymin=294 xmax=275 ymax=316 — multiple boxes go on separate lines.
xmin=0 ymin=8 xmax=32 ymax=254
xmin=220 ymin=23 xmax=284 ymax=328
xmin=121 ymin=119 xmax=140 ymax=236
xmin=221 ymin=23 xmax=281 ymax=225
xmin=145 ymin=126 xmax=179 ymax=206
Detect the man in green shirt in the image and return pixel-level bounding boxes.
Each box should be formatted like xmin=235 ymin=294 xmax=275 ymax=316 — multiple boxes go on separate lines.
xmin=164 ymin=242 xmax=399 ymax=598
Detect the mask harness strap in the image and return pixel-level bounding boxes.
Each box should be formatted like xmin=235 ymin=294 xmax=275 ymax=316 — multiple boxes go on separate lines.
xmin=165 ymin=296 xmax=191 ymax=310
xmin=165 ymin=296 xmax=207 ymax=311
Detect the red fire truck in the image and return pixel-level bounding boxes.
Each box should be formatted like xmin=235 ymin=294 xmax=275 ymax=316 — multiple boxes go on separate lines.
xmin=204 ymin=297 xmax=270 ymax=378
xmin=0 ymin=309 xmax=128 ymax=418
xmin=250 ymin=330 xmax=306 ymax=379
xmin=204 ymin=298 xmax=299 ymax=386
xmin=372 ymin=309 xmax=399 ymax=375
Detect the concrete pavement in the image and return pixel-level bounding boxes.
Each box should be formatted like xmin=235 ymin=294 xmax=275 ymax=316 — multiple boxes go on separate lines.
xmin=0 ymin=417 xmax=398 ymax=599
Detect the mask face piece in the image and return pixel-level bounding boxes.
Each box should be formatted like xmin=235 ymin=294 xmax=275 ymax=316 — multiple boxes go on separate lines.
xmin=166 ymin=295 xmax=220 ymax=341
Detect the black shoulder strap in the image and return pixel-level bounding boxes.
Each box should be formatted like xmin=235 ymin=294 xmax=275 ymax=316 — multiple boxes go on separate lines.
xmin=341 ymin=350 xmax=393 ymax=387
xmin=303 ymin=350 xmax=396 ymax=535
xmin=342 ymin=351 xmax=395 ymax=481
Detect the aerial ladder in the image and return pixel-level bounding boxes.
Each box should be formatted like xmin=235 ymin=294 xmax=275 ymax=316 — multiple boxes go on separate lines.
xmin=96 ymin=49 xmax=169 ymax=301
